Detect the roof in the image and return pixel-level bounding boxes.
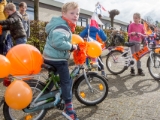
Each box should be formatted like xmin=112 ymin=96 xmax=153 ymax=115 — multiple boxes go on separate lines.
xmin=39 ymin=0 xmax=128 ymax=25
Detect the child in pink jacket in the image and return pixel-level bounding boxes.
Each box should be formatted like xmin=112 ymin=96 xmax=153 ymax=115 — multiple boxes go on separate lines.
xmin=128 ymin=13 xmax=145 ymax=76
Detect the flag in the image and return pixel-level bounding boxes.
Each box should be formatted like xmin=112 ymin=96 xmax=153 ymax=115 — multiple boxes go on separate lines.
xmin=95 ymin=2 xmax=107 ymax=17
xmin=90 ymin=13 xmax=104 ymax=29
xmin=143 ymin=21 xmax=152 ymax=35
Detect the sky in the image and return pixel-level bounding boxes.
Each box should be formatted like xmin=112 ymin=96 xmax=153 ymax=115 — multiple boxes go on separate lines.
xmin=55 ymin=0 xmax=160 ymax=24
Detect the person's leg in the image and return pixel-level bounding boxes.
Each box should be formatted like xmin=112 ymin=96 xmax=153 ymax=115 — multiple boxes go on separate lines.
xmin=135 ymin=42 xmax=145 ymax=76
xmin=15 ymin=37 xmax=27 ymax=45
xmin=130 ymin=41 xmax=136 ymax=76
xmin=44 ymin=60 xmax=78 ymax=119
xmin=56 ymin=61 xmax=78 ymax=119
xmin=0 ymin=31 xmax=7 ymax=55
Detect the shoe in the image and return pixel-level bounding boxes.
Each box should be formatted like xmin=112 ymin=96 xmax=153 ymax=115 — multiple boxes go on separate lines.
xmin=138 ymin=68 xmax=145 ymax=76
xmin=101 ymin=71 xmax=107 ymax=77
xmin=62 ymin=102 xmax=79 ymax=120
xmin=130 ymin=68 xmax=135 ymax=76
xmin=62 ymin=110 xmax=79 ymax=120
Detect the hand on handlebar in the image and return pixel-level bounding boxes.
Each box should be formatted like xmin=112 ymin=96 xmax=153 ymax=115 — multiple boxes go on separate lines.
xmin=70 ymin=44 xmax=78 ymax=52
xmin=131 ymin=32 xmax=136 ymax=35
xmin=130 ymin=32 xmax=147 ymax=37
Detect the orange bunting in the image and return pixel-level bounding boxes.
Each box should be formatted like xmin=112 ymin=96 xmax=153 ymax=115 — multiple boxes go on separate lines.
xmin=143 ymin=21 xmax=152 ymax=35
xmin=0 ymin=25 xmax=2 ymax=35
xmin=73 ymin=42 xmax=87 ymax=65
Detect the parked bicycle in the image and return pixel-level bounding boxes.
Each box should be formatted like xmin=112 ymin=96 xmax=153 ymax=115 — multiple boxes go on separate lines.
xmin=2 ymin=60 xmax=108 ymax=120
xmin=106 ymin=33 xmax=160 ymax=80
xmin=106 ymin=27 xmax=125 ymax=48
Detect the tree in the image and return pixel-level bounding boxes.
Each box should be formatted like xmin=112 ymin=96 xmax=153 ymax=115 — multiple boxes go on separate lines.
xmin=155 ymin=21 xmax=159 ymax=26
xmin=108 ymin=9 xmax=120 ymax=27
xmin=34 ymin=0 xmax=39 ymax=20
xmin=158 ymin=23 xmax=160 ymax=28
xmin=144 ymin=16 xmax=154 ymax=25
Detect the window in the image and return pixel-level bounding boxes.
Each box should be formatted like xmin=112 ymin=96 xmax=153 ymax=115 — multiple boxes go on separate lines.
xmin=26 ymin=7 xmax=34 ymax=20
xmin=77 ymin=17 xmax=88 ymax=27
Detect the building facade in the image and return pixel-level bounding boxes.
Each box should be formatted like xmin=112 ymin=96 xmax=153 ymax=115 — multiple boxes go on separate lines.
xmin=12 ymin=0 xmax=128 ymax=31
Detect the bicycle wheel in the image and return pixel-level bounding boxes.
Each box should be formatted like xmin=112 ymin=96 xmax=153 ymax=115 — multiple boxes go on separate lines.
xmin=106 ymin=50 xmax=126 ymax=74
xmin=3 ymin=80 xmax=48 ymax=120
xmin=74 ymin=73 xmax=108 ymax=106
xmin=148 ymin=53 xmax=160 ymax=80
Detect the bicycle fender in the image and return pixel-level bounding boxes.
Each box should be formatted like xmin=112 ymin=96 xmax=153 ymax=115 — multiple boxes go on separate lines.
xmin=106 ymin=49 xmax=123 ymax=56
xmin=147 ymin=56 xmax=150 ymax=67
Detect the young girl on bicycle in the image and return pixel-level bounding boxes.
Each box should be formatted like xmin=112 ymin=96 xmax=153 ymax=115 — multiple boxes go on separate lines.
xmin=128 ymin=13 xmax=145 ymax=76
xmin=80 ymin=17 xmax=107 ymax=77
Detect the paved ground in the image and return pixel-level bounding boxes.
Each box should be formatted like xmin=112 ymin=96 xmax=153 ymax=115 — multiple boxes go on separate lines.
xmin=1 ymin=49 xmax=160 ymax=120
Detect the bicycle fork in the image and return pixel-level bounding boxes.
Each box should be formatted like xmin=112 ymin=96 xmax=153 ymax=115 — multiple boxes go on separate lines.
xmin=83 ymin=69 xmax=94 ymax=92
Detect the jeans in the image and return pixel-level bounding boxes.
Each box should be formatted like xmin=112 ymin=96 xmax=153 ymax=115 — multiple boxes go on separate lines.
xmin=44 ymin=59 xmax=72 ymax=103
xmin=0 ymin=31 xmax=7 ymax=54
xmin=15 ymin=37 xmax=27 ymax=45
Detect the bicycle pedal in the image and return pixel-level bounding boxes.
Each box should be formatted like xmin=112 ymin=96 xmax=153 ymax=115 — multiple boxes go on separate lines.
xmin=57 ymin=103 xmax=65 ymax=110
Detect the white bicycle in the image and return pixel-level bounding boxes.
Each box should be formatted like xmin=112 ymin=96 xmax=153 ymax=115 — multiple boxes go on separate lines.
xmin=106 ymin=33 xmax=160 ymax=80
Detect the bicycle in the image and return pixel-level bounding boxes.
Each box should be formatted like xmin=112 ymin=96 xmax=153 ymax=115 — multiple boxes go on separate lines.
xmin=106 ymin=27 xmax=125 ymax=48
xmin=105 ymin=33 xmax=160 ymax=80
xmin=2 ymin=60 xmax=108 ymax=120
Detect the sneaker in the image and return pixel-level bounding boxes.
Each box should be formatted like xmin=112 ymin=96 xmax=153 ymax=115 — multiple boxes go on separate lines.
xmin=138 ymin=68 xmax=145 ymax=76
xmin=130 ymin=68 xmax=135 ymax=76
xmin=101 ymin=71 xmax=107 ymax=77
xmin=62 ymin=110 xmax=79 ymax=120
xmin=62 ymin=102 xmax=79 ymax=120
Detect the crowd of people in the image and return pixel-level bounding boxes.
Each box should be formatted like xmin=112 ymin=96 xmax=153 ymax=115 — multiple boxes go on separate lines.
xmin=0 ymin=1 xmax=30 ymax=55
xmin=0 ymin=1 xmax=158 ymax=120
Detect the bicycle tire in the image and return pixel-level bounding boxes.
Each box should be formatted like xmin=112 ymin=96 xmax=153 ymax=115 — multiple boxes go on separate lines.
xmin=74 ymin=73 xmax=108 ymax=106
xmin=3 ymin=80 xmax=49 ymax=120
xmin=147 ymin=53 xmax=160 ymax=80
xmin=106 ymin=50 xmax=126 ymax=74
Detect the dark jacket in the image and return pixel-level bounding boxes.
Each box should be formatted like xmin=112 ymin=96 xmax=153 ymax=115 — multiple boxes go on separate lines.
xmin=0 ymin=11 xmax=26 ymax=40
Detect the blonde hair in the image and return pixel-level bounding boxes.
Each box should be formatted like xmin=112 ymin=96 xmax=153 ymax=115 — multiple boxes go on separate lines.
xmin=19 ymin=2 xmax=27 ymax=8
xmin=4 ymin=3 xmax=16 ymax=11
xmin=133 ymin=13 xmax=141 ymax=19
xmin=62 ymin=2 xmax=79 ymax=13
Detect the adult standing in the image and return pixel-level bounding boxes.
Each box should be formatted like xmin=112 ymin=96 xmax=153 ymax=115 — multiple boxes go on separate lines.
xmin=18 ymin=2 xmax=30 ymax=38
xmin=0 ymin=0 xmax=7 ymax=54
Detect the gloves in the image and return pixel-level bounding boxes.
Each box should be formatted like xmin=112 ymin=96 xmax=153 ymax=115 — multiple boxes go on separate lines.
xmin=70 ymin=45 xmax=77 ymax=52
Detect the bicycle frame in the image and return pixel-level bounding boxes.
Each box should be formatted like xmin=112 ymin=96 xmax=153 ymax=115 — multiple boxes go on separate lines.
xmin=109 ymin=41 xmax=159 ymax=68
xmin=22 ymin=64 xmax=94 ymax=113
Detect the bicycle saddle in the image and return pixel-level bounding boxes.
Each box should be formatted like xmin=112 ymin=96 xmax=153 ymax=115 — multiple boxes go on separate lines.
xmin=124 ymin=42 xmax=135 ymax=47
xmin=41 ymin=63 xmax=57 ymax=72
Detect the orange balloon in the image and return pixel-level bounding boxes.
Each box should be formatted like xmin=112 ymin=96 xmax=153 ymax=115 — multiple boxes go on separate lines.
xmin=86 ymin=41 xmax=102 ymax=58
xmin=71 ymin=34 xmax=84 ymax=44
xmin=0 ymin=55 xmax=11 ymax=78
xmin=6 ymin=44 xmax=43 ymax=76
xmin=5 ymin=80 xmax=33 ymax=110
